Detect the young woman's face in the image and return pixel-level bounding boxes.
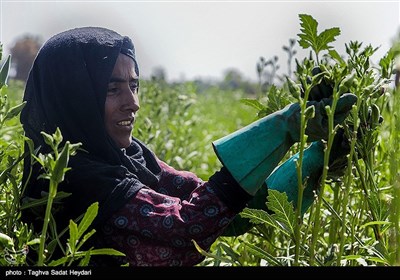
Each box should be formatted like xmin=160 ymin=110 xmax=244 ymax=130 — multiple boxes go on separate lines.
xmin=104 ymin=53 xmax=140 ymax=148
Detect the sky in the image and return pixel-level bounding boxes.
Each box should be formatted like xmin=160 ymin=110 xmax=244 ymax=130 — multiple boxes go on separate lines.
xmin=0 ymin=1 xmax=399 ymax=82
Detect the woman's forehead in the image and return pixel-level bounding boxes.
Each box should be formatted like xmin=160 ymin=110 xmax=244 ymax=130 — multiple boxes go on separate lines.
xmin=111 ymin=53 xmax=138 ymax=79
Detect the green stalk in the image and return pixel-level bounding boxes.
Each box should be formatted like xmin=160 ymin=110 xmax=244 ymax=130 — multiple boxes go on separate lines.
xmin=352 ymin=153 xmax=381 ymax=240
xmin=392 ymin=172 xmax=400 ymax=265
xmin=36 ymin=132 xmax=75 ymax=266
xmin=308 ymin=89 xmax=339 ymax=266
xmin=389 ymin=89 xmax=400 ymax=265
xmin=293 ymin=84 xmax=311 ymax=266
xmin=328 ymin=182 xmax=341 ymax=245
xmin=336 ymin=105 xmax=359 ymax=265
xmin=38 ymin=179 xmax=57 ymax=266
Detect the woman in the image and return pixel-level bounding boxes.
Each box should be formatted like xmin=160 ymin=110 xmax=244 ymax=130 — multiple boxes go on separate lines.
xmin=20 ymin=27 xmax=356 ymax=266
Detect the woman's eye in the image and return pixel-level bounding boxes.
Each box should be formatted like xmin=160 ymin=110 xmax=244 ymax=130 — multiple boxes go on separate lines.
xmin=107 ymin=86 xmax=119 ymax=95
xmin=107 ymin=88 xmax=118 ymax=95
xmin=129 ymin=82 xmax=139 ymax=91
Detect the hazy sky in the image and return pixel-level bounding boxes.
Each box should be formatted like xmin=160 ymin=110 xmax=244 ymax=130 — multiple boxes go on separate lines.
xmin=1 ymin=1 xmax=399 ymax=82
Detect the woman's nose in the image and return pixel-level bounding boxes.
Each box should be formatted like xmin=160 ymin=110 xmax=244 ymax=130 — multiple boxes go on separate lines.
xmin=122 ymin=89 xmax=140 ymax=112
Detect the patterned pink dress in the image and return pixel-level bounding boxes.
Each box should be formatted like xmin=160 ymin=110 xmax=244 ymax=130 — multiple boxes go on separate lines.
xmin=98 ymin=159 xmax=249 ymax=266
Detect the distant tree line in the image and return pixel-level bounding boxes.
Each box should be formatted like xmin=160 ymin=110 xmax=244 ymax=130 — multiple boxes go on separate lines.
xmin=5 ymin=34 xmax=297 ymax=96
xmin=8 ymin=34 xmax=43 ymax=82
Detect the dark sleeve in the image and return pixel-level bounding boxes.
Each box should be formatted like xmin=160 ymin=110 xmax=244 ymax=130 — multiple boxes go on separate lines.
xmin=208 ymin=166 xmax=252 ymax=212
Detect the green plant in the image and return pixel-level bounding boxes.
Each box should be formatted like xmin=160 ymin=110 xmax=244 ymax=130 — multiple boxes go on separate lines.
xmin=0 ymin=48 xmax=32 ymax=266
xmin=201 ymin=13 xmax=399 ymax=267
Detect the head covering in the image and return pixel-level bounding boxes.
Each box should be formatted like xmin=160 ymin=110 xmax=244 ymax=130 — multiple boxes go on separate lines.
xmin=20 ymin=27 xmax=161 ymax=231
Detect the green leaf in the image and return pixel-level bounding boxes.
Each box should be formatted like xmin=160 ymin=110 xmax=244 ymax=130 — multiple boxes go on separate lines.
xmin=304 ymin=104 xmax=315 ymax=120
xmin=20 ymin=191 xmax=71 ymax=210
xmin=297 ymin=14 xmax=340 ymax=58
xmin=192 ymin=239 xmax=234 ymax=264
xmin=328 ymin=49 xmax=346 ymax=66
xmin=4 ymin=102 xmax=26 ymax=121
xmin=54 ymin=127 xmax=63 ymax=146
xmin=48 ymin=257 xmax=68 ymax=266
xmin=317 ymin=27 xmax=341 ymax=52
xmin=76 ymin=229 xmax=96 ymax=251
xmin=240 ymin=208 xmax=291 ymax=236
xmin=240 ymin=98 xmax=265 ymax=111
xmin=26 ymin=238 xmax=40 ymax=246
xmin=265 ymin=189 xmax=295 ymax=236
xmin=77 ymin=202 xmax=98 ymax=240
xmin=298 ymin=14 xmax=318 ymax=50
xmin=240 ymin=208 xmax=275 ymax=225
xmin=68 ymin=220 xmax=78 ymax=253
xmin=243 ymin=241 xmax=282 ymax=266
xmin=0 ymin=150 xmax=28 ymax=185
xmin=219 ymin=242 xmax=241 ymax=261
xmin=359 ymin=220 xmax=392 ymax=229
xmin=0 ymin=232 xmax=13 ymax=248
xmin=48 ymin=248 xmax=125 ymax=266
xmin=85 ymin=248 xmax=126 ymax=256
xmin=286 ymin=77 xmax=301 ymax=99
xmin=40 ymin=131 xmax=54 ymax=148
xmin=51 ymin=141 xmax=71 ymax=184
xmin=79 ymin=250 xmax=92 ymax=266
xmin=366 ymin=257 xmax=390 ymax=265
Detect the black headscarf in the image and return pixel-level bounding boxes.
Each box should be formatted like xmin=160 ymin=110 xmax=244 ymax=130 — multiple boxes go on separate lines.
xmin=20 ymin=27 xmax=161 ymax=230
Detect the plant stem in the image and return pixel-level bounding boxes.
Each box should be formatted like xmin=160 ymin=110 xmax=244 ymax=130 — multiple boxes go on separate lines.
xmin=293 ymin=86 xmax=310 ymax=266
xmin=352 ymin=153 xmax=381 ymax=241
xmin=389 ymin=88 xmax=400 ymax=265
xmin=38 ymin=179 xmax=57 ymax=266
xmin=309 ymin=86 xmax=340 ymax=265
xmin=336 ymin=120 xmax=357 ymax=264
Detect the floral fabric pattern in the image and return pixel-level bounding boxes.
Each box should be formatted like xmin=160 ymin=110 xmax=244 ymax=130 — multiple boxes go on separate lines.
xmin=100 ymin=160 xmax=237 ymax=266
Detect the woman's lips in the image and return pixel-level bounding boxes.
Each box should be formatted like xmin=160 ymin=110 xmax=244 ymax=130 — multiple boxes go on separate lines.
xmin=116 ymin=118 xmax=134 ymax=130
xmin=117 ymin=120 xmax=132 ymax=126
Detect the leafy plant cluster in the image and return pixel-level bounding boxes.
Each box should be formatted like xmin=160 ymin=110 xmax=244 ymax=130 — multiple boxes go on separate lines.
xmin=203 ymin=14 xmax=400 ymax=266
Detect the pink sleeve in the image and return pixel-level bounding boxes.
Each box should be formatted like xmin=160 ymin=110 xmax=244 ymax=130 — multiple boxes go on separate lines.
xmin=153 ymin=159 xmax=204 ymax=200
xmin=98 ymin=177 xmax=238 ymax=266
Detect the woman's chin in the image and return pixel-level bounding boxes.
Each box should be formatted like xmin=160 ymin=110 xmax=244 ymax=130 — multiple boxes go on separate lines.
xmin=116 ymin=138 xmax=132 ymax=149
